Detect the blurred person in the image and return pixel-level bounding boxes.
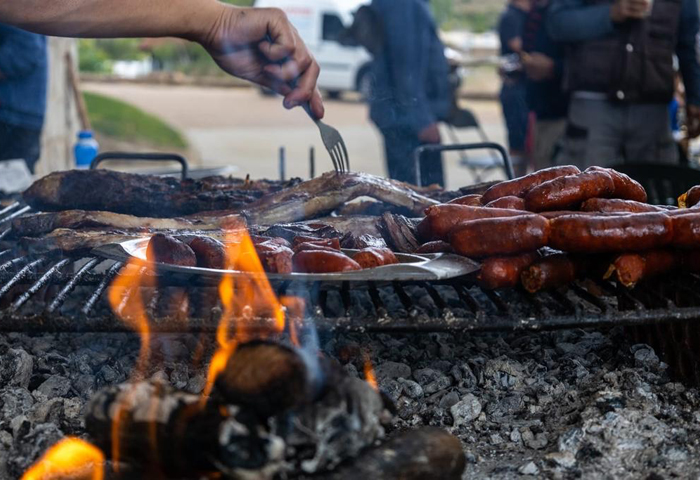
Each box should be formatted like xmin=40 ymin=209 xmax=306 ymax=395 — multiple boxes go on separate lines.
xmin=0 ymin=24 xmax=46 ymax=174
xmin=521 ymin=0 xmax=568 ymax=171
xmin=498 ymin=0 xmax=532 ymax=175
xmin=368 ymin=0 xmax=452 ymax=187
xmin=549 ymin=0 xmax=700 ymax=168
xmin=0 ymin=0 xmax=324 ymax=122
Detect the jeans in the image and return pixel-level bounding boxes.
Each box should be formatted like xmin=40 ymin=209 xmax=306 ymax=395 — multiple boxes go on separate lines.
xmin=380 ymin=127 xmax=444 ymax=187
xmin=0 ymin=122 xmax=42 ymax=173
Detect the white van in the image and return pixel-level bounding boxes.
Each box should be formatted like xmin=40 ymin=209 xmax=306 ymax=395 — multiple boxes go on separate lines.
xmin=254 ymin=0 xmax=373 ymax=98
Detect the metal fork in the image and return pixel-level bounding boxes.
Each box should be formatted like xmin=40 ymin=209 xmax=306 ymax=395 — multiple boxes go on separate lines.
xmin=301 ymin=103 xmax=350 ymax=173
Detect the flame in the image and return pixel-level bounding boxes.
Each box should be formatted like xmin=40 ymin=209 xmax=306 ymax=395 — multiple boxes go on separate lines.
xmin=22 ymin=438 xmax=104 ymax=480
xmin=363 ymin=351 xmax=378 ymax=391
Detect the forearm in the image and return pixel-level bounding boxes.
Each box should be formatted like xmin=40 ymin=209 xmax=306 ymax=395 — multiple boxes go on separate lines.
xmin=0 ymin=0 xmax=223 ymax=44
xmin=548 ymin=1 xmax=615 ymax=42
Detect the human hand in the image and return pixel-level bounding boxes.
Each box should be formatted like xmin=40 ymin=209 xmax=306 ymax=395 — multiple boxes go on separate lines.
xmin=687 ymin=104 xmax=700 ymax=139
xmin=418 ymin=123 xmax=441 ymax=144
xmin=522 ymin=52 xmax=555 ymax=81
xmin=610 ymin=0 xmax=651 ymax=22
xmin=199 ymin=4 xmax=324 ymax=118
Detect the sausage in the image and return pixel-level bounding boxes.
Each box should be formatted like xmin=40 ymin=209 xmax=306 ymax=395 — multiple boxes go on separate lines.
xmin=352 ymin=248 xmax=399 ymax=269
xmin=580 ymin=198 xmax=664 ymax=214
xmin=293 ymin=243 xmax=341 ymax=253
xmin=678 ymin=185 xmax=700 ymax=208
xmin=477 ymin=252 xmax=540 ymax=290
xmin=585 ymin=166 xmax=647 ymax=202
xmin=417 ymin=204 xmax=523 ymax=242
xmin=521 ymin=253 xmax=584 ymax=293
xmin=523 ymin=171 xmax=615 ymax=212
xmin=549 ymin=213 xmax=674 ymax=253
xmin=184 ymin=236 xmax=226 ymax=269
xmin=449 ymin=214 xmax=550 ymax=257
xmin=292 ymin=236 xmax=341 ymax=251
xmin=484 ymin=196 xmax=527 ymax=210
xmin=447 ymin=194 xmax=483 ymax=206
xmin=605 ymin=250 xmax=678 ymax=288
xmin=292 ymin=250 xmax=361 ymax=273
xmin=146 ymin=233 xmax=196 ymax=267
xmin=670 ymin=212 xmax=700 ymax=248
xmin=481 ymin=165 xmax=581 ymax=204
xmin=256 ymin=244 xmax=293 ymax=274
xmin=681 ymin=250 xmax=700 ymax=272
xmin=415 ymin=240 xmax=454 ymax=254
xmin=540 ymin=210 xmax=626 ymax=219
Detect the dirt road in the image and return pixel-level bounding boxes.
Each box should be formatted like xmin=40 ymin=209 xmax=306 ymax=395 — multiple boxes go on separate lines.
xmin=84 ymin=82 xmax=508 ymax=190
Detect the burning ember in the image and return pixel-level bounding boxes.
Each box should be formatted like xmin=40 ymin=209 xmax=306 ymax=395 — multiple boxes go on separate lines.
xmin=21 ymin=438 xmax=104 ymax=480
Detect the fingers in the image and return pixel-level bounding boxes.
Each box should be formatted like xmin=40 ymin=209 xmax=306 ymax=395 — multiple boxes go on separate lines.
xmin=283 ymin=53 xmax=321 ymax=108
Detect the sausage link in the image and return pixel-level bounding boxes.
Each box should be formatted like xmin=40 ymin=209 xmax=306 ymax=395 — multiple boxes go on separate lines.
xmin=540 ymin=210 xmax=626 ymax=219
xmin=481 ymin=165 xmax=581 ymax=204
xmin=352 ymin=248 xmax=399 ymax=269
xmin=585 ymin=167 xmax=647 ymax=202
xmin=447 ymin=194 xmax=483 ymax=206
xmin=477 ymin=252 xmax=540 ymax=290
xmin=521 ymin=253 xmax=583 ymax=293
xmin=484 ymin=196 xmax=527 ymax=210
xmin=671 ymin=212 xmax=700 ymax=248
xmin=417 ymin=204 xmax=523 ymax=242
xmin=678 ymin=185 xmax=700 ymax=208
xmin=415 ymin=240 xmax=454 ymax=254
xmin=256 ymin=245 xmax=294 ymax=274
xmin=580 ymin=198 xmax=663 ymax=214
xmin=184 ymin=236 xmax=226 ymax=269
xmin=449 ymin=214 xmax=550 ymax=257
xmin=549 ymin=213 xmax=673 ymax=253
xmin=524 ymin=171 xmax=615 ymax=212
xmin=681 ymin=250 xmax=700 ymax=272
xmin=606 ymin=250 xmax=678 ymax=288
xmin=292 ymin=250 xmax=362 ymax=273
xmin=146 ymin=233 xmax=197 ymax=267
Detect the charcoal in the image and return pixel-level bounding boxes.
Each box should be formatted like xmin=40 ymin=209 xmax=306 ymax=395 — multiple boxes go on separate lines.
xmin=0 ymin=347 xmax=33 ymax=388
xmin=450 ymin=394 xmax=482 ymax=427
xmin=375 ymin=361 xmax=411 ymax=382
xmin=34 ymin=374 xmax=71 ymax=400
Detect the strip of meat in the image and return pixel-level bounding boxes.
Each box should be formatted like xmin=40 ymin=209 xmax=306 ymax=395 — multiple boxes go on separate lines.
xmin=670 ymin=212 xmax=700 ymax=248
xmin=183 ymin=236 xmax=225 ymax=269
xmin=549 ymin=213 xmax=673 ymax=253
xmin=416 ymin=205 xmax=523 ymax=242
xmin=523 ymin=171 xmax=615 ymax=212
xmin=521 ymin=253 xmax=586 ymax=293
xmin=146 ymin=234 xmax=197 ymax=267
xmin=415 ymin=240 xmax=454 ymax=254
xmin=292 ymin=250 xmax=362 ymax=273
xmin=250 ymin=235 xmax=292 ymax=249
xmin=378 ymin=213 xmax=420 ymax=253
xmin=293 ymin=243 xmax=340 ymax=253
xmin=678 ymin=185 xmax=700 ymax=208
xmin=580 ymin=198 xmax=664 ymax=214
xmin=585 ymin=167 xmax=647 ymax=202
xmin=447 ymin=194 xmax=483 ymax=206
xmin=484 ymin=196 xmax=526 ymax=210
xmin=477 ymin=252 xmax=540 ymax=290
xmin=292 ymin=236 xmax=341 ymax=251
xmin=11 ymin=210 xmax=237 ymax=237
xmin=352 ymin=247 xmax=399 ymax=269
xmin=244 ymin=171 xmax=438 ymax=224
xmin=605 ymin=250 xmax=678 ymax=288
xmin=450 ymin=215 xmax=550 ymax=257
xmin=20 ymin=228 xmax=143 ymax=253
xmin=340 ymin=233 xmax=387 ymax=250
xmin=481 ymin=165 xmax=581 ymax=204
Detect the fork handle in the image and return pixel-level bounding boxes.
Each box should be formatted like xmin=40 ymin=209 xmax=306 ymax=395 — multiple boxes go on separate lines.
xmin=300 ymin=102 xmax=317 ymax=122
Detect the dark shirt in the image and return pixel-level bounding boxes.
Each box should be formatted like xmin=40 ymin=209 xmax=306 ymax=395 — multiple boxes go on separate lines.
xmin=499 ymin=4 xmax=529 ymax=56
xmin=522 ymin=1 xmax=568 ymax=119
xmin=0 ymin=24 xmax=47 ymax=130
xmin=548 ymin=0 xmax=700 ymax=105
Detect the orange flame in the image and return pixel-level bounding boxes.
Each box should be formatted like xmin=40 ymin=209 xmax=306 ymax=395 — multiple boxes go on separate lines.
xmin=363 ymin=351 xmax=378 ymax=391
xmin=21 ymin=438 xmax=104 ymax=480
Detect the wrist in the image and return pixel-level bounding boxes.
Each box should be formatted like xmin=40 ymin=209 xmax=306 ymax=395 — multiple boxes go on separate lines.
xmin=609 ymin=3 xmax=624 ymax=23
xmin=183 ymin=0 xmax=233 ymax=49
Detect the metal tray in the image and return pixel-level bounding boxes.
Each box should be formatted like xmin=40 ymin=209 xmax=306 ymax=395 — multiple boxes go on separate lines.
xmin=92 ymin=238 xmax=480 ymax=283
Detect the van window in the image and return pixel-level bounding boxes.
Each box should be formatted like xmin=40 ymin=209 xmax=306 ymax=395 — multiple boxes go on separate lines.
xmin=322 ymin=14 xmax=345 ymax=42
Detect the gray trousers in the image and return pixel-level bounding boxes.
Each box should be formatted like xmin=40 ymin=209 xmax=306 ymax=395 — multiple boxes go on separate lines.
xmin=556 ymin=97 xmax=677 ymax=168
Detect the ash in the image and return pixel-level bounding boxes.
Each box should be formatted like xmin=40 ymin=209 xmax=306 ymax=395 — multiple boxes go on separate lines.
xmin=1 ymin=327 xmax=700 ymax=479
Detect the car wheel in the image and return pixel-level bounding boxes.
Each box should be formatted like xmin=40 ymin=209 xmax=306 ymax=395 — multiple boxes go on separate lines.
xmin=327 ymin=90 xmax=342 ymax=100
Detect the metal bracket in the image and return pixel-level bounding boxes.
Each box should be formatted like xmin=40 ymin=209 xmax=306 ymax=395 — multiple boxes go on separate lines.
xmin=90 ymin=152 xmax=189 ymax=180
xmin=413 ymin=142 xmax=514 ymax=186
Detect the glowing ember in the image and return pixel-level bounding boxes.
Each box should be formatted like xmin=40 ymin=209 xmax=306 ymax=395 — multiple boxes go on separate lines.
xmin=21 ymin=437 xmax=104 ymax=480
xmin=363 ymin=351 xmax=379 ymax=391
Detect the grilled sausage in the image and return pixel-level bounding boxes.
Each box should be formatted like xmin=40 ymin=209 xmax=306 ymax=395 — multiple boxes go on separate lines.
xmin=293 ymin=243 xmax=340 ymax=253
xmin=184 ymin=236 xmax=226 ymax=269
xmin=523 ymin=171 xmax=615 ymax=212
xmin=352 ymin=248 xmax=399 ymax=269
xmin=549 ymin=213 xmax=673 ymax=253
xmin=146 ymin=233 xmax=197 ymax=267
xmin=481 ymin=165 xmax=581 ymax=204
xmin=293 ymin=236 xmax=341 ymax=251
xmin=477 ymin=251 xmax=540 ymax=290
xmin=447 ymin=194 xmax=483 ymax=206
xmin=255 ymin=244 xmax=293 ymax=274
xmin=484 ymin=196 xmax=527 ymax=210
xmin=678 ymin=186 xmax=700 ymax=208
xmin=605 ymin=250 xmax=678 ymax=288
xmin=415 ymin=240 xmax=454 ymax=254
xmin=585 ymin=166 xmax=647 ymax=202
xmin=449 ymin=214 xmax=550 ymax=257
xmin=417 ymin=204 xmax=523 ymax=242
xmin=292 ymin=250 xmax=362 ymax=273
xmin=580 ymin=198 xmax=664 ymax=214
xmin=540 ymin=210 xmax=626 ymax=219
xmin=681 ymin=250 xmax=700 ymax=272
xmin=671 ymin=212 xmax=700 ymax=248
xmin=521 ymin=253 xmax=583 ymax=293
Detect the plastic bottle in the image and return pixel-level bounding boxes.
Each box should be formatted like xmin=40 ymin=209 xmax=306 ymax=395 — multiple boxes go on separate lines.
xmin=74 ymin=130 xmax=99 ymax=169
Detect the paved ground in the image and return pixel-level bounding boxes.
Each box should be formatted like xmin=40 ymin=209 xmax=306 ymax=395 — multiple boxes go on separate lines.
xmin=84 ymin=83 xmax=509 ymax=190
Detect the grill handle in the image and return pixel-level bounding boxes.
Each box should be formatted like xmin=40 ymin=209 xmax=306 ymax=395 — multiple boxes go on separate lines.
xmin=413 ymin=142 xmax=514 ymax=186
xmin=90 ymin=152 xmax=189 ymax=180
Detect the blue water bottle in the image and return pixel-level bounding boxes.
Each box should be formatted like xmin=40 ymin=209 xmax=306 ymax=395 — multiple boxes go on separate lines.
xmin=74 ymin=130 xmax=99 ymax=169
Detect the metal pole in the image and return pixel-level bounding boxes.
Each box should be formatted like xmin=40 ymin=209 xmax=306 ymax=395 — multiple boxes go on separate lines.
xmin=279 ymin=146 xmax=286 ymax=181
xmin=309 ymin=146 xmax=315 ymax=179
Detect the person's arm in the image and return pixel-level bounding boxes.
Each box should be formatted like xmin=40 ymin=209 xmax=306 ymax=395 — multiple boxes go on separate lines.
xmin=0 ymin=0 xmax=323 ymax=117
xmin=676 ymin=0 xmax=700 ymax=137
xmin=548 ymin=0 xmax=615 ymax=42
xmin=0 ymin=26 xmax=45 ymax=79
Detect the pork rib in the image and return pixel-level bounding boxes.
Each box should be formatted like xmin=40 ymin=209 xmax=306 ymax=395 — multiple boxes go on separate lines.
xmin=243 ymin=172 xmax=438 ymax=224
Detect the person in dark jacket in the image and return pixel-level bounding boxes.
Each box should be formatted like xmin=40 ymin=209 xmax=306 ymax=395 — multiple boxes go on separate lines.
xmin=369 ymin=0 xmax=451 ymax=186
xmin=0 ymin=24 xmax=47 ymax=173
xmin=548 ymin=0 xmax=700 ymax=167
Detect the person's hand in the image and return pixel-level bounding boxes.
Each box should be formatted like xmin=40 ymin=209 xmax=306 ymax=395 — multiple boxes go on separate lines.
xmin=199 ymin=5 xmax=324 ymax=118
xmin=522 ymin=52 xmax=555 ymax=81
xmin=687 ymin=104 xmax=700 ymax=139
xmin=610 ymin=0 xmax=651 ymax=22
xmin=418 ymin=123 xmax=441 ymax=144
